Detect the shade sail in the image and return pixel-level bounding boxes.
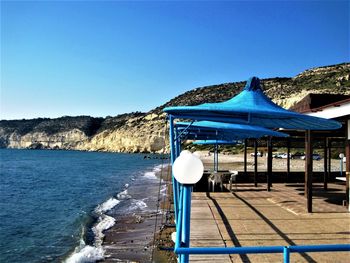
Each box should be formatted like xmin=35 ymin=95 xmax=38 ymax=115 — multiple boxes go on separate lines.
xmin=176 ymin=121 xmax=288 ymax=140
xmin=165 ymin=77 xmax=342 ymax=130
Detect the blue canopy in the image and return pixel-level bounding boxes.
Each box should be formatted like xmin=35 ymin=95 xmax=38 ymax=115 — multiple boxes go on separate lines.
xmin=165 ymin=77 xmax=341 ymax=130
xmin=176 ymin=121 xmax=288 ymax=141
xmin=192 ymin=140 xmax=239 ymax=145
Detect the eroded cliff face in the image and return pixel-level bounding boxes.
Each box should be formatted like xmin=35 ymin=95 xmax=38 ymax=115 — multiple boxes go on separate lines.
xmin=1 ymin=63 xmax=349 ymax=153
xmin=0 ymin=116 xmax=101 ymax=150
xmin=1 ymin=129 xmax=88 ymax=149
xmin=76 ymin=114 xmax=168 ymax=153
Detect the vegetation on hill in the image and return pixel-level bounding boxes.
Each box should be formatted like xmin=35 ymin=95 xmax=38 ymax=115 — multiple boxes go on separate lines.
xmin=0 ymin=62 xmax=349 ymax=152
xmin=0 ymin=116 xmax=104 ymax=136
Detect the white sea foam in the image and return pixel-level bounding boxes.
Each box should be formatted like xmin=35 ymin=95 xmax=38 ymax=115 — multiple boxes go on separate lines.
xmin=66 ymin=195 xmax=120 ymax=263
xmin=116 ymin=189 xmax=131 ymax=200
xmin=135 ymin=200 xmax=148 ymax=209
xmin=143 ymin=171 xmax=157 ymax=179
xmin=65 ymin=244 xmax=104 ymax=263
xmin=94 ymin=197 xmax=120 ymax=214
xmin=65 ymin=214 xmax=116 ymax=263
xmin=92 ymin=215 xmax=116 ymax=247
xmin=122 ymin=199 xmax=149 ymax=213
xmin=143 ymin=164 xmax=167 ymax=179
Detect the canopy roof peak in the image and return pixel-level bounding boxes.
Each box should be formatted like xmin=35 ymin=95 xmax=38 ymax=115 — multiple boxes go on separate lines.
xmin=245 ymin=76 xmax=262 ymax=91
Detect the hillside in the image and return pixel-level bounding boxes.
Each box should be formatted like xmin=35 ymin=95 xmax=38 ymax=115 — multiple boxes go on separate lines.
xmin=1 ymin=63 xmax=349 ymax=152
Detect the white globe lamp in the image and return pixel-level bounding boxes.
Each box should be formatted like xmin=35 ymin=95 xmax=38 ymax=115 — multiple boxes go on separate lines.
xmin=193 ymin=151 xmax=201 ymax=159
xmin=172 ymin=151 xmax=204 ymax=185
xmin=180 ymin=150 xmax=192 ymax=157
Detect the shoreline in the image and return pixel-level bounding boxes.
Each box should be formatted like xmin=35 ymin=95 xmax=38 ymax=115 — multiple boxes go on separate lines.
xmin=63 ymin=162 xmax=170 ymax=263
xmin=56 ymin=150 xmax=344 ymax=262
xmin=101 ymin=163 xmax=171 ymax=263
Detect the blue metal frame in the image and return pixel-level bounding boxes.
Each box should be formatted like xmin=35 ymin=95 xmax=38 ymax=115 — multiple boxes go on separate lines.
xmin=174 ymin=244 xmax=350 ymax=254
xmin=168 ymin=114 xmax=349 ymax=263
xmin=169 ymin=115 xmax=179 ymax=223
xmin=174 ymin=244 xmax=350 ymax=263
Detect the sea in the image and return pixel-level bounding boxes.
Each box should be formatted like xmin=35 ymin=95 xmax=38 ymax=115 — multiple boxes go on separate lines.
xmin=0 ymin=149 xmax=167 ymax=263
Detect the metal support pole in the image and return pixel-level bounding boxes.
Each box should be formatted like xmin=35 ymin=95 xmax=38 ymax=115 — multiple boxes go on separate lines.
xmin=340 ymin=159 xmax=343 ymax=176
xmin=213 ymin=145 xmax=216 ymax=172
xmin=214 ymin=144 xmax=218 ymax=172
xmin=244 ymin=139 xmax=248 ymax=176
xmin=169 ymin=115 xmax=179 ymax=222
xmin=267 ymin=137 xmax=273 ymax=191
xmin=254 ymin=140 xmax=258 ymax=187
xmin=324 ymin=137 xmax=328 ymax=191
xmin=283 ymin=246 xmax=290 ymax=263
xmin=328 ymin=139 xmax=331 ymax=181
xmin=287 ymin=139 xmax=290 ymax=182
xmin=217 ymin=144 xmax=219 ymax=171
xmin=175 ymin=129 xmax=182 ymax=219
xmin=305 ymin=130 xmax=313 ymax=213
xmin=175 ymin=127 xmax=181 ymax=157
xmin=175 ymin=186 xmax=183 ymax=262
xmin=181 ymin=185 xmax=192 ymax=263
xmin=346 ymin=119 xmax=350 ymax=209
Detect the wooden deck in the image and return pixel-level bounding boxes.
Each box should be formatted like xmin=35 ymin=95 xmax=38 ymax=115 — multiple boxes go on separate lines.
xmin=189 ymin=183 xmax=350 ymax=262
xmin=190 ymin=195 xmax=231 ymax=262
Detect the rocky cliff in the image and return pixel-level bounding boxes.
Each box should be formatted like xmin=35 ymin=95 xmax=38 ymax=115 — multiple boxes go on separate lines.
xmin=1 ymin=63 xmax=349 ymax=153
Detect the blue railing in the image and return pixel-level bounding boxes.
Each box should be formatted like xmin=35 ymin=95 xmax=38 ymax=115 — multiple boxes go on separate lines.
xmin=175 ymin=244 xmax=350 ymax=263
xmin=172 ymin=180 xmax=350 ymax=263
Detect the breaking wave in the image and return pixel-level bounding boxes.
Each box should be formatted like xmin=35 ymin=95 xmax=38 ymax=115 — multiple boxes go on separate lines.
xmin=143 ymin=164 xmax=167 ymax=179
xmin=65 ymin=193 xmax=122 ymax=262
xmin=65 ymin=164 xmax=166 ymax=262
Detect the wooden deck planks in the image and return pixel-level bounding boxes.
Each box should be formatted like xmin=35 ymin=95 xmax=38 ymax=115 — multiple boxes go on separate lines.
xmin=190 ymin=193 xmax=232 ymax=262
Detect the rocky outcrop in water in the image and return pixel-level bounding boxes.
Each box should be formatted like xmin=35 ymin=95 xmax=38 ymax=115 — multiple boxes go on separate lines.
xmin=1 ymin=63 xmax=349 ymax=153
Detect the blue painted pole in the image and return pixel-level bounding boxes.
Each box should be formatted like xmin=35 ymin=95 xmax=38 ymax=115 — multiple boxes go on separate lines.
xmin=289 ymin=244 xmax=350 ymax=253
xmin=175 ymin=127 xmax=181 ymax=157
xmin=181 ymin=185 xmax=192 ymax=263
xmin=283 ymin=246 xmax=290 ymax=263
xmin=175 ymin=186 xmax=183 ymax=262
xmin=169 ymin=115 xmax=178 ymax=223
xmin=175 ymin=128 xmax=181 ymax=220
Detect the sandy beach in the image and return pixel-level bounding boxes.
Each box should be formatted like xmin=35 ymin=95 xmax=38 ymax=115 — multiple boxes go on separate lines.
xmin=102 ymin=163 xmax=172 ymax=263
xmin=195 ymin=151 xmax=344 ymax=173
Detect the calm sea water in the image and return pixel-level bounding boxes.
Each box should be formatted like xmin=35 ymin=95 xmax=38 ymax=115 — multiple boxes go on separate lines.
xmin=0 ymin=149 xmax=163 ymax=263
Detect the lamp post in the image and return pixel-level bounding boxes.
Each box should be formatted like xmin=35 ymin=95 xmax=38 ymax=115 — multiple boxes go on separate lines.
xmin=339 ymin=153 xmax=344 ymax=176
xmin=172 ymin=151 xmax=204 ymax=263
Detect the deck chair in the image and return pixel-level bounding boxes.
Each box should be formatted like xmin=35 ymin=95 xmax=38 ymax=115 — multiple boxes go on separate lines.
xmin=208 ymin=172 xmax=223 ymax=192
xmin=229 ymin=170 xmax=238 ymax=191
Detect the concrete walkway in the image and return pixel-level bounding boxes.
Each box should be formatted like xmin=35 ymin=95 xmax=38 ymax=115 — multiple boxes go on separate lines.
xmin=190 ymin=183 xmax=350 ymax=263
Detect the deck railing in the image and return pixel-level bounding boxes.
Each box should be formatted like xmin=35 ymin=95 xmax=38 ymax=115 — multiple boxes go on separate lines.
xmin=175 ymin=244 xmax=350 ymax=263
xmin=173 ymin=182 xmax=350 ymax=263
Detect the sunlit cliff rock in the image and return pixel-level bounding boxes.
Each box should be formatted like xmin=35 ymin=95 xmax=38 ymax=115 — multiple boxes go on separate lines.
xmin=1 ymin=63 xmax=349 ymax=153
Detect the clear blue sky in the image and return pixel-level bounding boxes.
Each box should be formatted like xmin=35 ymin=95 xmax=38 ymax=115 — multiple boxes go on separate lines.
xmin=1 ymin=0 xmax=349 ymax=120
